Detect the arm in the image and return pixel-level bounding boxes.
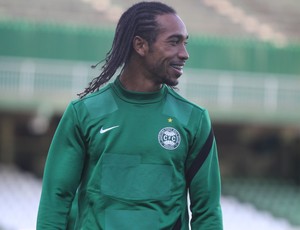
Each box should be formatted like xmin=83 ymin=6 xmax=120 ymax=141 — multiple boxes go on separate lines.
xmin=37 ymin=103 xmax=86 ymax=229
xmin=186 ymin=109 xmax=223 ymax=230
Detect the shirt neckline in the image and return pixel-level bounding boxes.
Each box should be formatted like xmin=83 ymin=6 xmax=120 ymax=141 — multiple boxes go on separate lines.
xmin=111 ymin=76 xmax=167 ymax=104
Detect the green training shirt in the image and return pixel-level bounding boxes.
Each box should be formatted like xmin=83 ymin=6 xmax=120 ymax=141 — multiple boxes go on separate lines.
xmin=37 ymin=77 xmax=223 ymax=229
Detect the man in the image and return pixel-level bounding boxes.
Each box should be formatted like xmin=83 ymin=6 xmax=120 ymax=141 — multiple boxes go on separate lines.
xmin=37 ymin=1 xmax=223 ymax=229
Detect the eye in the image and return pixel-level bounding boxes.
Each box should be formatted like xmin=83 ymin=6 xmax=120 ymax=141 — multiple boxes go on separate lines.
xmin=170 ymin=40 xmax=178 ymax=45
xmin=169 ymin=40 xmax=180 ymax=46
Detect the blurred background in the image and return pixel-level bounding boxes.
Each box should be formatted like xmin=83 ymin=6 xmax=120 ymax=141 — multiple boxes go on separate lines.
xmin=0 ymin=0 xmax=300 ymax=229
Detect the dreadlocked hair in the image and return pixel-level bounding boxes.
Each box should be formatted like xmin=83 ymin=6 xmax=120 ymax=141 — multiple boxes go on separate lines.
xmin=78 ymin=1 xmax=176 ymax=98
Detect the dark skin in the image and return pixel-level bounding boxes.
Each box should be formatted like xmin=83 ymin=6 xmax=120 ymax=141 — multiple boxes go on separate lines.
xmin=120 ymin=13 xmax=189 ymax=92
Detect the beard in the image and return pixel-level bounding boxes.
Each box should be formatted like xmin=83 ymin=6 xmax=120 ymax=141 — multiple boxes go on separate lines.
xmin=150 ymin=64 xmax=181 ymax=88
xmin=161 ymin=75 xmax=179 ymax=87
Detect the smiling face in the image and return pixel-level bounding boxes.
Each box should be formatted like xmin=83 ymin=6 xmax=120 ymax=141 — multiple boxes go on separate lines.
xmin=143 ymin=13 xmax=189 ymax=87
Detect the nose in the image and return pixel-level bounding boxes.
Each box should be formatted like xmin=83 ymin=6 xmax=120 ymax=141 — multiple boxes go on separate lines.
xmin=179 ymin=44 xmax=189 ymax=60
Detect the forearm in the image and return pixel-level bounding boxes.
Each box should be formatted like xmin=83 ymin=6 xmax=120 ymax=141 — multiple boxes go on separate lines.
xmin=37 ymin=103 xmax=86 ymax=229
xmin=189 ymin=143 xmax=223 ymax=230
xmin=37 ymin=149 xmax=84 ymax=229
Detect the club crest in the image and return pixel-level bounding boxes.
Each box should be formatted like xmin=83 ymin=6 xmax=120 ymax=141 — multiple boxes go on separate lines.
xmin=158 ymin=127 xmax=181 ymax=150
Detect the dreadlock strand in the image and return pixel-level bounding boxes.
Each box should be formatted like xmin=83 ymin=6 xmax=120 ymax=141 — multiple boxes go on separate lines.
xmin=78 ymin=2 xmax=176 ymax=98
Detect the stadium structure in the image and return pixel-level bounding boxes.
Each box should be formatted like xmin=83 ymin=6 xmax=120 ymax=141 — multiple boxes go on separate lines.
xmin=0 ymin=0 xmax=300 ymax=229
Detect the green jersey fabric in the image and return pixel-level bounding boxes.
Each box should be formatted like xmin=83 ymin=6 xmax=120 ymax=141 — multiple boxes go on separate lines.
xmin=37 ymin=77 xmax=223 ymax=230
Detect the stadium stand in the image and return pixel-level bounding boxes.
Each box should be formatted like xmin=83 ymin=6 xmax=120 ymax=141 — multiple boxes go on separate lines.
xmin=222 ymin=177 xmax=300 ymax=227
xmin=0 ymin=0 xmax=300 ymax=43
xmin=228 ymin=0 xmax=300 ymax=43
xmin=0 ymin=165 xmax=41 ymax=230
xmin=0 ymin=165 xmax=298 ymax=230
xmin=0 ymin=0 xmax=300 ymax=229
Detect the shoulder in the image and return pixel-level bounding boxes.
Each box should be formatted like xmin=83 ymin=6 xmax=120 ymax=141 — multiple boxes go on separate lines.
xmin=69 ymin=83 xmax=117 ymax=119
xmin=164 ymin=87 xmax=208 ymax=126
xmin=165 ymin=87 xmax=206 ymax=113
xmin=73 ymin=83 xmax=112 ymax=104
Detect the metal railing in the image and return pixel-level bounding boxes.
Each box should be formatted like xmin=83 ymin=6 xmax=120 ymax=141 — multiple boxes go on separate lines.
xmin=183 ymin=68 xmax=300 ymax=125
xmin=1 ymin=57 xmax=299 ymax=125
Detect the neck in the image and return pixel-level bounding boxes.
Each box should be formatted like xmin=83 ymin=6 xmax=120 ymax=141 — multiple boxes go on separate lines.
xmin=119 ymin=64 xmax=162 ymax=92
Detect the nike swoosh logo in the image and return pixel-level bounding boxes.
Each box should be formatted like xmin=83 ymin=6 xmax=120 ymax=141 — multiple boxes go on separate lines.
xmin=100 ymin=125 xmax=119 ymax=134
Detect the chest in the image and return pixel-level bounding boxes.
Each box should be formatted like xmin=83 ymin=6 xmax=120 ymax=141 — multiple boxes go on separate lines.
xmin=84 ymin=104 xmax=190 ymax=165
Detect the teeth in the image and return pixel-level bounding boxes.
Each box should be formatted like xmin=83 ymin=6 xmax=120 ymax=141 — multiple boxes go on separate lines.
xmin=171 ymin=65 xmax=183 ymax=70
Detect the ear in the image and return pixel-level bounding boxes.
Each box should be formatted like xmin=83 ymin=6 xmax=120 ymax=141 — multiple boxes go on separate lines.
xmin=132 ymin=36 xmax=148 ymax=56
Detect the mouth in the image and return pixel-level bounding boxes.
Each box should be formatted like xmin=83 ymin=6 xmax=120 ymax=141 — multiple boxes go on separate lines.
xmin=170 ymin=63 xmax=185 ymax=73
